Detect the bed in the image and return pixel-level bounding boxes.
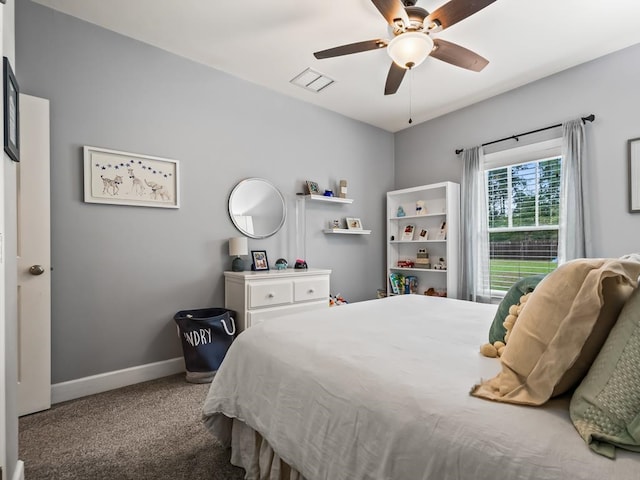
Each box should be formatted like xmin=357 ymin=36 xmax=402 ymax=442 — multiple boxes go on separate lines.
xmin=202 ymin=293 xmax=640 ymax=480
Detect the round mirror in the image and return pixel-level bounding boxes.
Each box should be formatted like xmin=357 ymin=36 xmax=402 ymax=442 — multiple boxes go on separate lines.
xmin=228 ymin=178 xmax=287 ymax=239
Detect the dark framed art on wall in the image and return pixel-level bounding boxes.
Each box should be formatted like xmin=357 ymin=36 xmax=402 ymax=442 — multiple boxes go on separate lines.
xmin=3 ymin=56 xmax=19 ymax=162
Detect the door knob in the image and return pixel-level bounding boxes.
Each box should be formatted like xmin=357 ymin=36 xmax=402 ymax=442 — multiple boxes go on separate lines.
xmin=29 ymin=265 xmax=45 ymax=276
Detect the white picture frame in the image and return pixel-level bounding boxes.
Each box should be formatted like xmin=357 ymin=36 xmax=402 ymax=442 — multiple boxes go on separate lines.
xmin=401 ymin=224 xmax=415 ymax=241
xmin=435 ymin=221 xmax=447 ymax=240
xmin=83 ymin=146 xmax=180 ymax=208
xmin=346 ymin=217 xmax=363 ymax=230
xmin=418 ymin=228 xmax=429 ymax=240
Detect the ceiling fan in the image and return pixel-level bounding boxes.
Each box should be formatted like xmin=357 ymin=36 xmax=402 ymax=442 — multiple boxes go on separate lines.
xmin=313 ymin=0 xmax=496 ymax=95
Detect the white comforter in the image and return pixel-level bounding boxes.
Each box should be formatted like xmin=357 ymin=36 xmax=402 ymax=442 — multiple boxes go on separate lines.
xmin=203 ymin=295 xmax=640 ymax=480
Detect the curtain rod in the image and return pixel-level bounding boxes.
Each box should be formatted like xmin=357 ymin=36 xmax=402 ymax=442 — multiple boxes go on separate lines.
xmin=455 ymin=114 xmax=595 ymax=155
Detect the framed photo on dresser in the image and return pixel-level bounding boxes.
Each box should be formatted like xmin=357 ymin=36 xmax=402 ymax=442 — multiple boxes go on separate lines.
xmin=251 ymin=250 xmax=269 ymax=271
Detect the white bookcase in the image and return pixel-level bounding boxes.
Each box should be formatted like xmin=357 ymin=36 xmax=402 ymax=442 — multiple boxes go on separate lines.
xmin=386 ymin=182 xmax=460 ymax=298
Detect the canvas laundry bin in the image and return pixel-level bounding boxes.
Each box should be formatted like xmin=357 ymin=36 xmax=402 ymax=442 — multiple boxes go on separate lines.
xmin=174 ymin=307 xmax=236 ymax=383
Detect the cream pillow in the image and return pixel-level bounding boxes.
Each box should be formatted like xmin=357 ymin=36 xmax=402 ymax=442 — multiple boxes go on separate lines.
xmin=471 ymin=258 xmax=640 ymax=406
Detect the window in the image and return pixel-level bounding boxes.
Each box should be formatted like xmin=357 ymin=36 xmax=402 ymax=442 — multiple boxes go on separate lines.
xmin=484 ymin=139 xmax=562 ymax=293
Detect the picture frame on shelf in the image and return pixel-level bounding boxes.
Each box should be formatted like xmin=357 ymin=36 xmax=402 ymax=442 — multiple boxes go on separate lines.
xmin=401 ymin=224 xmax=415 ymax=241
xmin=629 ymin=137 xmax=640 ymax=213
xmin=435 ymin=221 xmax=447 ymax=240
xmin=305 ymin=180 xmax=320 ymax=195
xmin=83 ymin=146 xmax=180 ymax=208
xmin=418 ymin=228 xmax=429 ymax=240
xmin=346 ymin=217 xmax=363 ymax=230
xmin=251 ymin=250 xmax=269 ymax=271
xmin=3 ymin=57 xmax=19 ymax=162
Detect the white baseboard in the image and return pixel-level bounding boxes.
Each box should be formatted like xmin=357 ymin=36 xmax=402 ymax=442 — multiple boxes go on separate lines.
xmin=12 ymin=460 xmax=24 ymax=480
xmin=51 ymin=357 xmax=185 ymax=404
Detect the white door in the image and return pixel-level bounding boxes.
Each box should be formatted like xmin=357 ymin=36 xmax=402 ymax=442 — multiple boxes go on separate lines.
xmin=16 ymin=94 xmax=51 ymax=416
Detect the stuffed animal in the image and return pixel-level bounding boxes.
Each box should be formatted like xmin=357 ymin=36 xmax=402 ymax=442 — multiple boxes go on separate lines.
xmin=480 ymin=292 xmax=531 ymax=358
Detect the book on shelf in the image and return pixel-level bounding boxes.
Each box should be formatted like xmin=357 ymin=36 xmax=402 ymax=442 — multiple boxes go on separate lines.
xmin=388 ymin=273 xmax=418 ymax=294
xmin=389 ymin=273 xmax=404 ymax=295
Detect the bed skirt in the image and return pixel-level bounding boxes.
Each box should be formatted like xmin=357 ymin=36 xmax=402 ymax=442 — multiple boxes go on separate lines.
xmin=230 ymin=419 xmax=308 ymax=480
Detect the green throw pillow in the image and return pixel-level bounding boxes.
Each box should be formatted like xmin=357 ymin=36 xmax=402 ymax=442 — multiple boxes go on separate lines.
xmin=488 ymin=274 xmax=546 ymax=344
xmin=569 ymin=286 xmax=640 ymax=458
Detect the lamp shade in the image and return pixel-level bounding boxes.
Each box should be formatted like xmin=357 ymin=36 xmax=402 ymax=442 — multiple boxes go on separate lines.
xmin=387 ymin=32 xmax=434 ymax=69
xmin=229 ymin=237 xmax=248 ymax=256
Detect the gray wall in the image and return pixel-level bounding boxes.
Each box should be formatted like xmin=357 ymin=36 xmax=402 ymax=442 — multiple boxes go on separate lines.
xmin=394 ymin=43 xmax=640 ymax=258
xmin=16 ymin=1 xmax=394 ymax=383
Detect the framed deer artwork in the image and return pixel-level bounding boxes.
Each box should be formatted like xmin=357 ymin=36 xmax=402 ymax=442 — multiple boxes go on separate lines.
xmin=83 ymin=146 xmax=180 ymax=208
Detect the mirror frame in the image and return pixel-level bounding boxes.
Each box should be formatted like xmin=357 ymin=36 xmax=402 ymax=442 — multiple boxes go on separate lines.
xmin=228 ymin=178 xmax=287 ymax=239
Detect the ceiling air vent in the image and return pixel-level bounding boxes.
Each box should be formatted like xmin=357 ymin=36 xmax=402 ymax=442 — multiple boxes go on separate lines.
xmin=290 ymin=68 xmax=334 ymax=93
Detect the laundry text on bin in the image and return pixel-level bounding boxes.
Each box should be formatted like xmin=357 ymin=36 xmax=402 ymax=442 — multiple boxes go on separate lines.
xmin=183 ymin=328 xmax=212 ymax=347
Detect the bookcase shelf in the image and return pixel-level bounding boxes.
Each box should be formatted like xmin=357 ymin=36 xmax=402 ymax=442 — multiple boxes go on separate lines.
xmin=386 ymin=182 xmax=459 ymax=297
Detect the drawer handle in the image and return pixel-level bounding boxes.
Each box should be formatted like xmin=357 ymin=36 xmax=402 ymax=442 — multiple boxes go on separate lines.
xmin=267 ymin=293 xmax=275 ymax=298
xmin=308 ymin=289 xmax=315 ymax=294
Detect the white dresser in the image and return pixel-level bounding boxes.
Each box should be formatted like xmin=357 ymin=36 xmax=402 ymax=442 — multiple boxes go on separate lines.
xmin=224 ymin=268 xmax=331 ymax=331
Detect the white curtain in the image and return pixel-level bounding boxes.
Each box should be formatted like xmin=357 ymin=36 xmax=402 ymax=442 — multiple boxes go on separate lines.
xmin=558 ymin=119 xmax=590 ymax=263
xmin=459 ymin=146 xmax=491 ymax=302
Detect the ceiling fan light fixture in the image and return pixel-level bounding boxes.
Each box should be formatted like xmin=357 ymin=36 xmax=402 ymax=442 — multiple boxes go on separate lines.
xmin=387 ymin=32 xmax=434 ymax=69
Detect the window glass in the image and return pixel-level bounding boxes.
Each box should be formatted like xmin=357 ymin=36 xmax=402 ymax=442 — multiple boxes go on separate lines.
xmin=486 ymin=155 xmax=561 ymax=293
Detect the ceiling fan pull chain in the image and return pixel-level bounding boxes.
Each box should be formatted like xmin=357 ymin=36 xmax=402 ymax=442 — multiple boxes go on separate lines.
xmin=408 ymin=67 xmax=413 ymax=124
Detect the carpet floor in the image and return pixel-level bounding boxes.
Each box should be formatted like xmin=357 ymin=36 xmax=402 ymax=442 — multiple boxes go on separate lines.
xmin=19 ymin=374 xmax=246 ymax=479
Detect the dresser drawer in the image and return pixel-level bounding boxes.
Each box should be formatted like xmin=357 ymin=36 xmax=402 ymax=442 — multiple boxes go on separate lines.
xmin=294 ymin=277 xmax=330 ymax=303
xmin=247 ymin=300 xmax=328 ymax=328
xmin=248 ymin=281 xmax=293 ymax=308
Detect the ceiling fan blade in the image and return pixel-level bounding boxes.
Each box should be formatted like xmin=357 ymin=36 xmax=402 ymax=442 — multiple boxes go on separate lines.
xmin=425 ymin=0 xmax=496 ymax=31
xmin=314 ymin=39 xmax=388 ymax=59
xmin=431 ymin=38 xmax=488 ymax=72
xmin=371 ymin=0 xmax=409 ymax=28
xmin=384 ymin=62 xmax=407 ymax=95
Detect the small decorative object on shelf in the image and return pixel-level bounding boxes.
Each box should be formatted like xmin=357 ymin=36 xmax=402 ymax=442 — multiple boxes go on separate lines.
xmin=433 ymin=257 xmax=447 ymax=270
xmin=305 ymin=180 xmax=320 ymax=195
xmin=405 ymin=276 xmax=418 ymax=294
xmin=330 ymin=219 xmax=341 ymax=229
xmin=339 ymin=179 xmax=348 ymax=199
xmin=401 ymin=224 xmax=415 ymax=241
xmin=415 ymin=248 xmax=430 ymax=267
xmin=396 ymin=206 xmax=406 ymax=217
xmin=418 ymin=228 xmax=429 ymax=240
xmin=424 ymin=288 xmax=447 ymax=297
xmin=397 ymin=259 xmax=414 ymax=268
xmin=436 ymin=221 xmax=447 ymax=240
xmin=416 ymin=200 xmax=426 ymax=215
xmin=294 ymin=259 xmax=308 ymax=269
xmin=323 ymin=189 xmax=334 ymax=197
xmin=275 ymin=258 xmax=288 ymax=270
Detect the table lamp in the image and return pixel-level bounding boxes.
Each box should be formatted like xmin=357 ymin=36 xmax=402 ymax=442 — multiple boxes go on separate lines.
xmin=229 ymin=237 xmax=248 ymax=272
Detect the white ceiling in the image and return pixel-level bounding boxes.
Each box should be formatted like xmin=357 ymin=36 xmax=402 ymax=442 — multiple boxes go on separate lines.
xmin=31 ymin=0 xmax=640 ymax=133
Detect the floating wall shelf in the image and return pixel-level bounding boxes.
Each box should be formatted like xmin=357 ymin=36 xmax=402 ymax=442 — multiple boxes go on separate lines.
xmin=304 ymin=194 xmax=354 ymax=204
xmin=323 ymin=228 xmax=371 ymax=235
